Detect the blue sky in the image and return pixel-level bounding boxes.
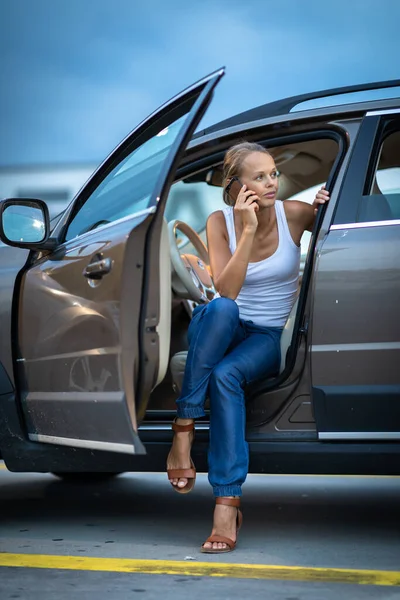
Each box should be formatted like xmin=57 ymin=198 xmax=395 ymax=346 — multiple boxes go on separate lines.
xmin=1 ymin=0 xmax=399 ymax=166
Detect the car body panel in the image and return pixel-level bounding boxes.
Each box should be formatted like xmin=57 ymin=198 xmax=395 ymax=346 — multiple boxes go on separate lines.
xmin=0 ymin=244 xmax=29 ymax=387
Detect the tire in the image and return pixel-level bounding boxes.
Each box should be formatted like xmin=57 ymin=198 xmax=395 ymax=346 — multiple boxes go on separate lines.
xmin=51 ymin=472 xmax=122 ymax=483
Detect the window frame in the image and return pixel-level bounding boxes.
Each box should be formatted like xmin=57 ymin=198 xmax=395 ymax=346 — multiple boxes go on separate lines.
xmin=332 ymin=110 xmax=400 ymax=227
xmin=364 ymin=118 xmax=400 ymax=198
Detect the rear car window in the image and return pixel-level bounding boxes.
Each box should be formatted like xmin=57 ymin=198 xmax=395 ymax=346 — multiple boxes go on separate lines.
xmin=360 ymin=128 xmax=400 ymax=222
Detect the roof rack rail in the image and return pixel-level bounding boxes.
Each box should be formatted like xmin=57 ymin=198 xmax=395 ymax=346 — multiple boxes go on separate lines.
xmin=200 ymin=79 xmax=400 ymax=135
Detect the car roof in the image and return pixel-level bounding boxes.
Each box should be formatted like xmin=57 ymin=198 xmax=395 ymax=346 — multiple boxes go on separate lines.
xmin=195 ymin=78 xmax=400 ymax=138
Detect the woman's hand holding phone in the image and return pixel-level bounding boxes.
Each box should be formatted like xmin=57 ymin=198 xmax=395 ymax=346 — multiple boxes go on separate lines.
xmin=234 ymin=184 xmax=260 ymax=231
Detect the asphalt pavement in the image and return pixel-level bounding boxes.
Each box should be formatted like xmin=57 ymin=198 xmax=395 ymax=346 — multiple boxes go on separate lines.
xmin=1 ymin=462 xmax=400 ymax=599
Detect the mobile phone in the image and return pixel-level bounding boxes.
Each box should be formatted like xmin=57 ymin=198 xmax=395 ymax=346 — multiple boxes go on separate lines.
xmin=224 ymin=176 xmax=243 ymax=204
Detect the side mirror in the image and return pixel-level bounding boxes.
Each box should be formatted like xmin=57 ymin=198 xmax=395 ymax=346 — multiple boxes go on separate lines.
xmin=0 ymin=198 xmax=52 ymax=250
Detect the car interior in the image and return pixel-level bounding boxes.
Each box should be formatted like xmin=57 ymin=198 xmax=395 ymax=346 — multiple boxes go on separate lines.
xmin=147 ymin=136 xmax=340 ymax=421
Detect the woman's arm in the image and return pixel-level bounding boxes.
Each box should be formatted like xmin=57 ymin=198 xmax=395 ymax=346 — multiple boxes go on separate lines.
xmin=206 ymin=211 xmax=256 ymax=299
xmin=284 ymin=186 xmax=330 ymax=244
xmin=207 ymin=185 xmax=259 ymax=299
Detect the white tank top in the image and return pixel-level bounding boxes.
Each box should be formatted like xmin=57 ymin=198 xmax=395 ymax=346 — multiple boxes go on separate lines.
xmin=214 ymin=201 xmax=300 ymax=328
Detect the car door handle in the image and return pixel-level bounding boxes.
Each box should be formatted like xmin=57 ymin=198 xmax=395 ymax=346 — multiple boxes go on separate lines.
xmin=83 ymin=257 xmax=112 ymax=279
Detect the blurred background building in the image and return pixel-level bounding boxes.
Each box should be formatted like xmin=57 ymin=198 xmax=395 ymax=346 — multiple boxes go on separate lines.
xmin=0 ymin=163 xmax=98 ymax=218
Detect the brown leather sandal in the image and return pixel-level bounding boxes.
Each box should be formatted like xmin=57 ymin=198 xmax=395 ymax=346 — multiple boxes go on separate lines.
xmin=201 ymin=497 xmax=243 ymax=554
xmin=167 ymin=419 xmax=196 ymax=494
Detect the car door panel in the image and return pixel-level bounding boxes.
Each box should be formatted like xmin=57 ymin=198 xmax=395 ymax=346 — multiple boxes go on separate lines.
xmin=19 ymin=209 xmax=153 ymax=454
xmin=312 ymin=224 xmax=400 ymax=435
xmin=312 ymin=226 xmax=400 ymax=385
xmin=311 ymin=113 xmax=400 ymax=438
xmin=14 ymin=69 xmax=225 ymax=455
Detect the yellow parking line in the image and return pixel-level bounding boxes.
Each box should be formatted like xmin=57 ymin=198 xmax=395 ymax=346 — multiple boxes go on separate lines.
xmin=0 ymin=554 xmax=399 ymax=586
xmin=0 ymin=463 xmax=6 ymax=470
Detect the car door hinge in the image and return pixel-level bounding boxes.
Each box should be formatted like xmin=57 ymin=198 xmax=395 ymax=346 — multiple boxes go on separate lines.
xmin=299 ymin=320 xmax=309 ymax=336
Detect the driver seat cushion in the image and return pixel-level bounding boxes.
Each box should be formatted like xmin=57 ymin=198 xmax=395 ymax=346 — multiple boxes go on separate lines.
xmin=170 ymin=297 xmax=298 ymax=394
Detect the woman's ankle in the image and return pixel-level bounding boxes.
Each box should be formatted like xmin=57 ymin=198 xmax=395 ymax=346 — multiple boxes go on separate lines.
xmin=175 ymin=417 xmax=194 ymax=426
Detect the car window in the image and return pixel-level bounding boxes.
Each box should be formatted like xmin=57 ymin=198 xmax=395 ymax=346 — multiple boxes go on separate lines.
xmin=165 ymin=180 xmax=225 ymax=245
xmin=65 ymin=115 xmax=187 ymax=241
xmin=376 ymin=167 xmax=400 ymax=194
xmin=360 ymin=128 xmax=400 ymax=222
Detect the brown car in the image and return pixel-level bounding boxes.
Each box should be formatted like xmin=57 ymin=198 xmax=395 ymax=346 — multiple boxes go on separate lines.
xmin=0 ymin=69 xmax=399 ymax=480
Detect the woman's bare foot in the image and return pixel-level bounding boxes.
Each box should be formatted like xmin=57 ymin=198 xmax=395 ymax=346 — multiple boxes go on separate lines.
xmin=202 ymin=498 xmax=239 ymax=551
xmin=166 ymin=418 xmax=194 ymax=490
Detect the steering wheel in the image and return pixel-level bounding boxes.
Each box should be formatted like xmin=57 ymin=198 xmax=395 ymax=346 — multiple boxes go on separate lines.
xmin=168 ymin=220 xmax=216 ymax=304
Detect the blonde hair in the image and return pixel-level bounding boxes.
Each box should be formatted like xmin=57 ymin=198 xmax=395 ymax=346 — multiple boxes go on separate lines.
xmin=222 ymin=142 xmax=272 ymax=206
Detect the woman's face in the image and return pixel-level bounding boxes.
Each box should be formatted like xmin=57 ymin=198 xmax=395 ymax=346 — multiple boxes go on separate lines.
xmin=239 ymin=152 xmax=279 ymax=208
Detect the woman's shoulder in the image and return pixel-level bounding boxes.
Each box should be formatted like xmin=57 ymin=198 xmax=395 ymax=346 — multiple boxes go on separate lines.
xmin=207 ymin=206 xmax=231 ymax=223
xmin=207 ymin=209 xmax=230 ymax=238
xmin=208 ymin=208 xmax=224 ymax=221
xmin=282 ymin=199 xmax=309 ymax=220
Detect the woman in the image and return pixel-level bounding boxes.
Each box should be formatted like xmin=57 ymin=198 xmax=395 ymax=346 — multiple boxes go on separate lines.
xmin=167 ymin=142 xmax=329 ymax=553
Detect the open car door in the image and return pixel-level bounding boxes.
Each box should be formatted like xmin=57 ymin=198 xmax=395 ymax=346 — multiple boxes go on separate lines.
xmin=13 ymin=69 xmax=224 ymax=455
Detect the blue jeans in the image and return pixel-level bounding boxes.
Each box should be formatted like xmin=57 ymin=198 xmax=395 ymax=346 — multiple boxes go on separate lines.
xmin=176 ymin=297 xmax=282 ymax=497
